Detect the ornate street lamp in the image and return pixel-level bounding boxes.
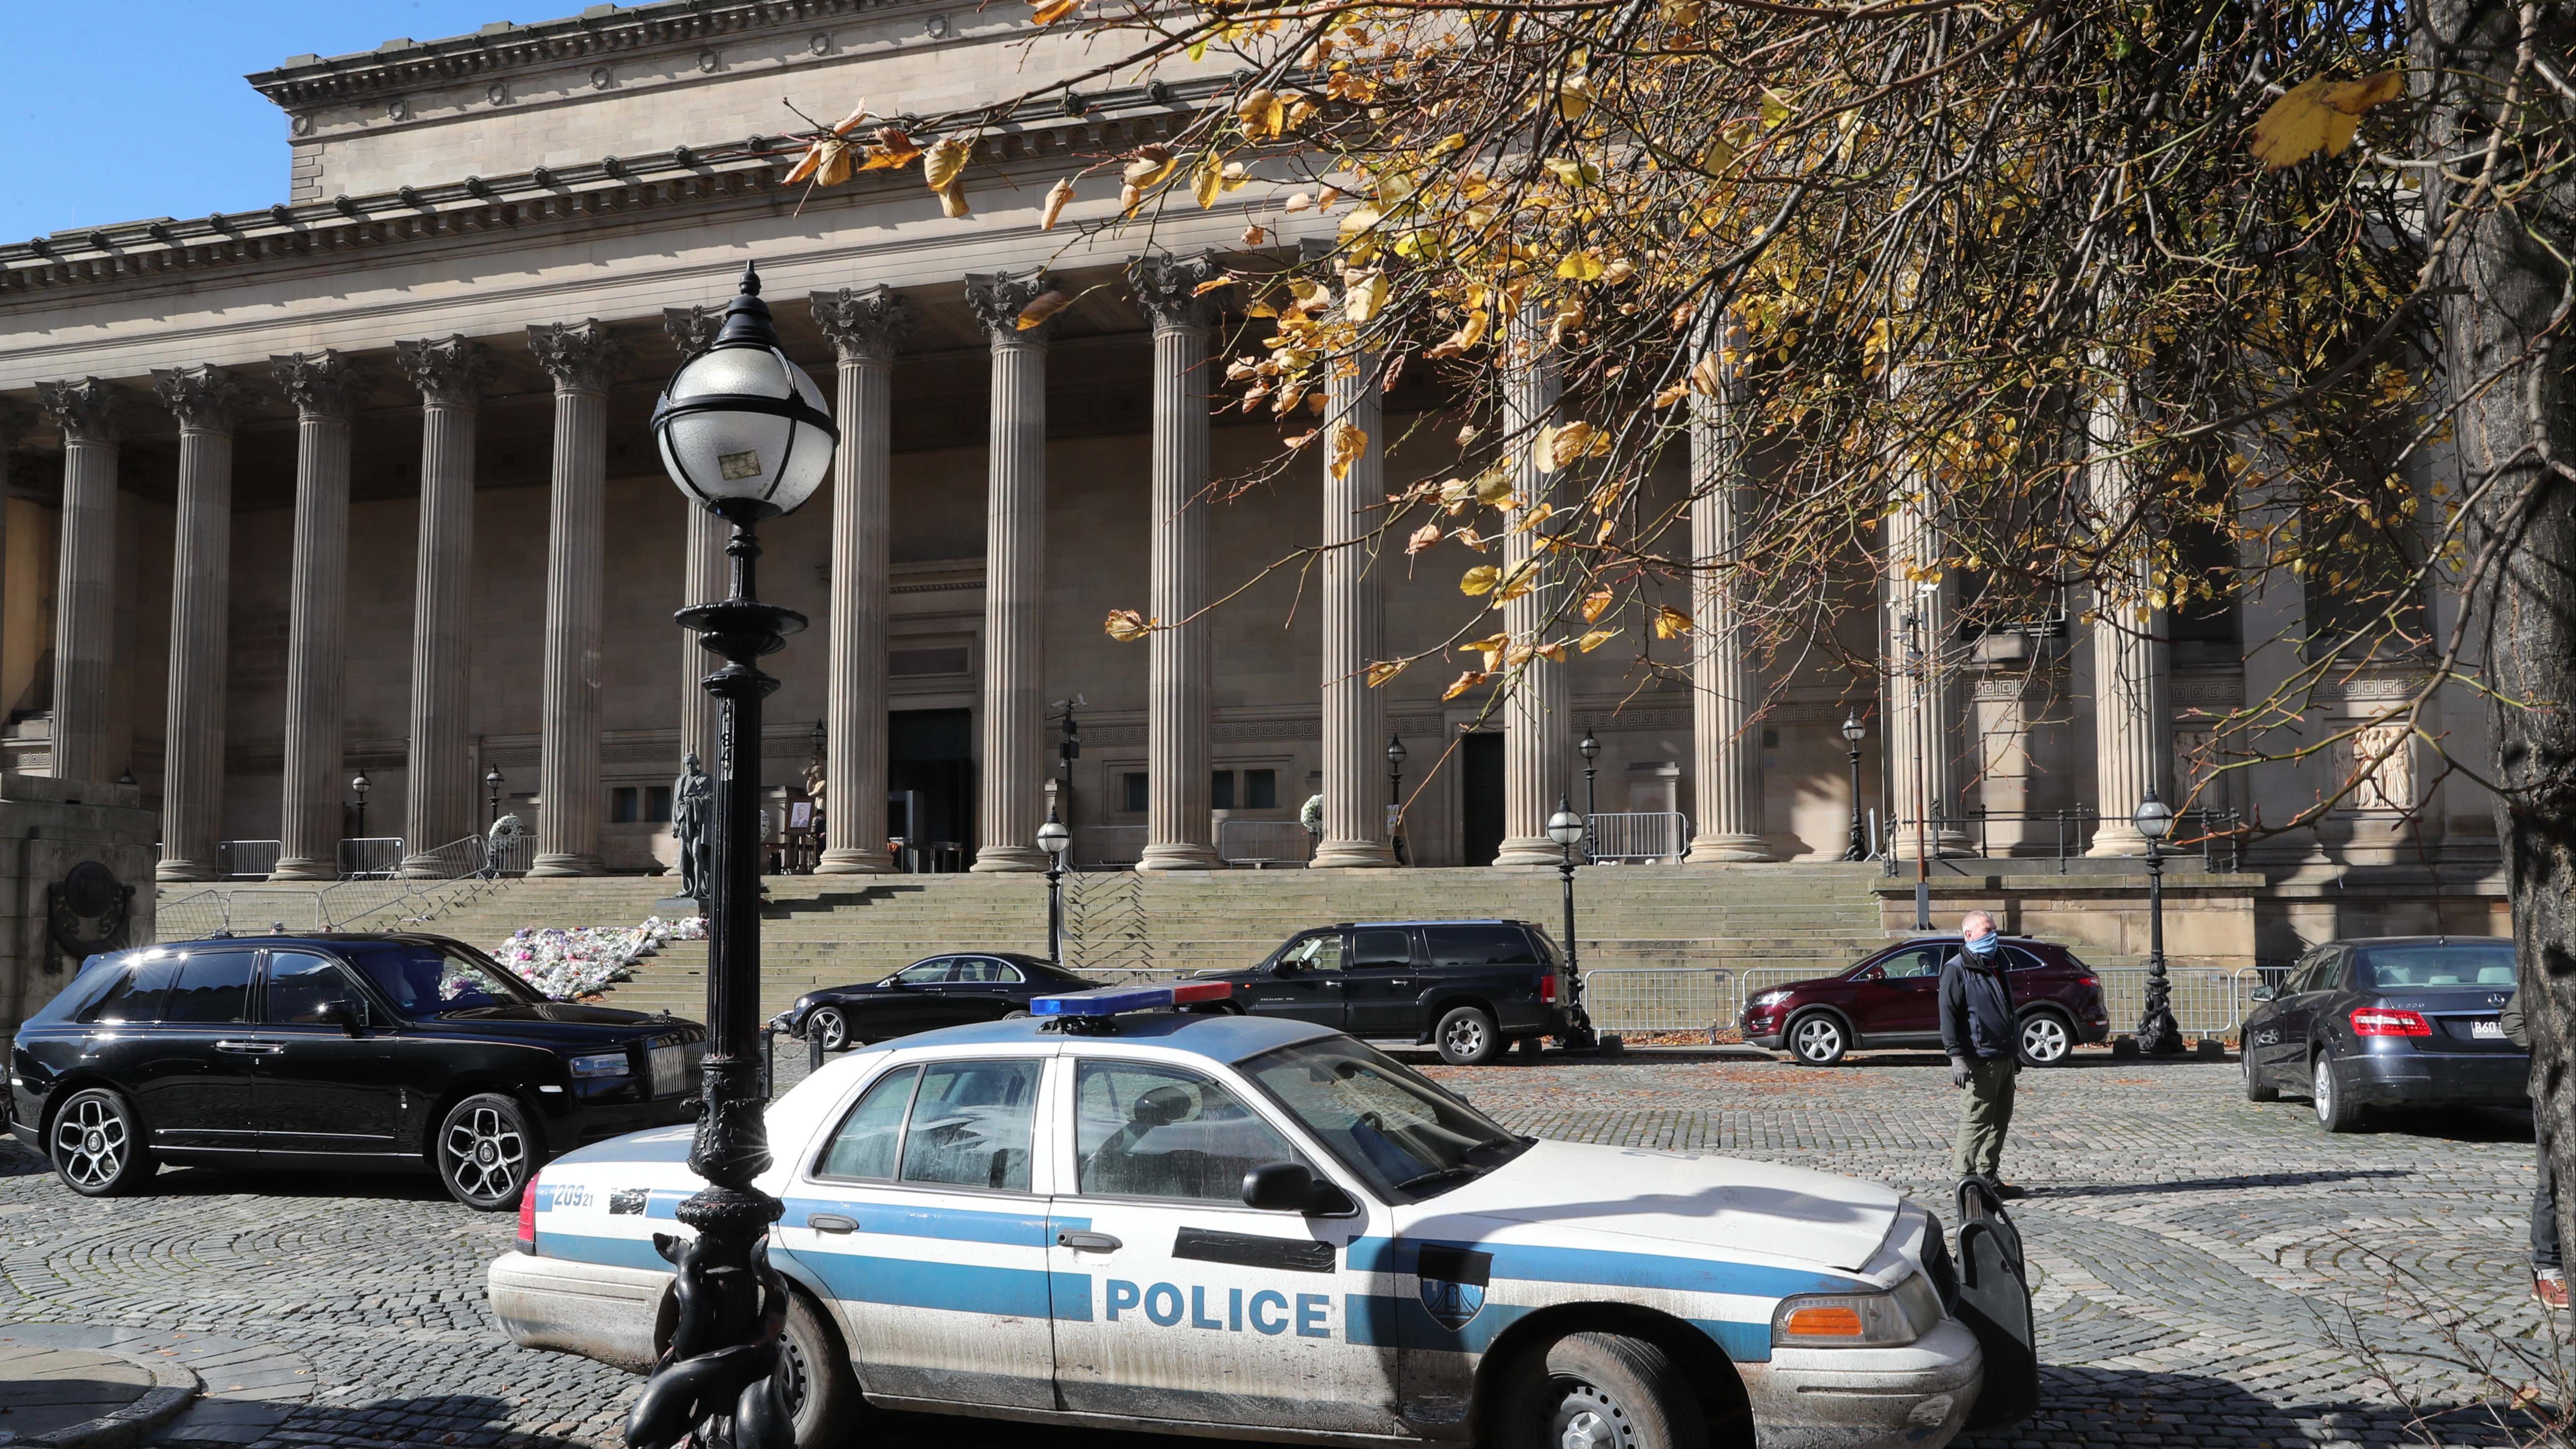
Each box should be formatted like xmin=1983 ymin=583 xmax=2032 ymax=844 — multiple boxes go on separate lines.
xmin=1577 ymin=729 xmax=1601 ymax=822
xmin=1038 ymin=805 xmax=1072 ymax=965
xmin=485 ymin=765 xmax=505 ymax=826
xmin=626 ymin=261 xmax=835 ymax=1449
xmin=349 ymin=769 xmax=372 ymax=840
xmin=1546 ymin=795 xmax=1600 ymax=1048
xmin=1840 ymin=709 xmax=1869 ymax=862
xmin=2132 ymin=787 xmax=2183 ymax=1055
xmin=1385 ymin=734 xmax=1408 ymax=866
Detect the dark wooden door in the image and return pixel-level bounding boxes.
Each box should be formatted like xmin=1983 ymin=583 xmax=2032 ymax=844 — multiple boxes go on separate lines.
xmin=1461 ymin=732 xmax=1506 ymax=866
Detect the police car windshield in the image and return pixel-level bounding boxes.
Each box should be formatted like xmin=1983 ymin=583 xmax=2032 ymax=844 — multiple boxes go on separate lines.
xmin=1240 ymin=1037 xmax=1529 ymax=1200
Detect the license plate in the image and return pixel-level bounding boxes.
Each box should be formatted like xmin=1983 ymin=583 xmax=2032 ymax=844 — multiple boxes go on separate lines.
xmin=2472 ymin=1019 xmax=2505 ymax=1040
xmin=649 ymin=1044 xmax=688 ymax=1097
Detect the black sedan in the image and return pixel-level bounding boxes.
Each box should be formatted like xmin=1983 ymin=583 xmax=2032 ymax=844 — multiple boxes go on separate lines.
xmin=770 ymin=952 xmax=1101 ymax=1051
xmin=10 ymin=933 xmax=703 ymax=1210
xmin=2240 ymin=935 xmax=2524 ymax=1131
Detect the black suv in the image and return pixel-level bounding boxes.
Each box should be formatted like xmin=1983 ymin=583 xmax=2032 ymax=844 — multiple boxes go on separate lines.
xmin=9 ymin=933 xmax=704 ymax=1210
xmin=1195 ymin=919 xmax=1574 ymax=1065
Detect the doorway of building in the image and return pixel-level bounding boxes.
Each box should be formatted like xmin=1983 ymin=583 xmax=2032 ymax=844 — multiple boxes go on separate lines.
xmin=890 ymin=708 xmax=974 ymax=871
xmin=1461 ymin=731 xmax=1505 ymax=867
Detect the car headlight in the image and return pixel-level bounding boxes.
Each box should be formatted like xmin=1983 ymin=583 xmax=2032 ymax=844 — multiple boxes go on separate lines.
xmin=1771 ymin=1275 xmax=1943 ymax=1348
xmin=568 ymin=1052 xmax=632 ymax=1079
xmin=1750 ymin=991 xmax=1791 ymax=1010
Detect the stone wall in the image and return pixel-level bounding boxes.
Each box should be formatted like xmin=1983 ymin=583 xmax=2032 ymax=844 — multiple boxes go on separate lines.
xmin=0 ymin=773 xmax=157 ymax=1030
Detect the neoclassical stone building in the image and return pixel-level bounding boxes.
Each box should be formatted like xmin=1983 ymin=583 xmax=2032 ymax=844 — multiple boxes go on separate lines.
xmin=0 ymin=0 xmax=2507 ymax=947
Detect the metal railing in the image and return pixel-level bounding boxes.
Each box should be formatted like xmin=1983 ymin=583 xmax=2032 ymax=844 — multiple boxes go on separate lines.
xmin=338 ymin=837 xmax=408 ymax=879
xmin=218 ymin=840 xmax=281 ymax=879
xmin=1218 ymin=820 xmax=1314 ymax=867
xmin=1577 ymin=967 xmax=1731 ymax=1032
xmin=1587 ymin=812 xmax=1690 ymax=863
xmin=1878 ymin=808 xmax=2243 ymax=872
xmin=2093 ymin=965 xmax=2255 ymax=1036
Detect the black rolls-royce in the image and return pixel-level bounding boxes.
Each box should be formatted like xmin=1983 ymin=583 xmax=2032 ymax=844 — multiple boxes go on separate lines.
xmin=2240 ymin=935 xmax=2524 ymax=1131
xmin=770 ymin=951 xmax=1101 ymax=1050
xmin=10 ymin=933 xmax=703 ymax=1210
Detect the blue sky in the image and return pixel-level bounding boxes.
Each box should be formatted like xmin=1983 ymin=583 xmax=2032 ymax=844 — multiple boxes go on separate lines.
xmin=0 ymin=2 xmax=580 ymax=239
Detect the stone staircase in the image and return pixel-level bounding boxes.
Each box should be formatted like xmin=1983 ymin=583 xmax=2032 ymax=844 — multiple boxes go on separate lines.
xmin=161 ymin=864 xmax=1893 ymax=1025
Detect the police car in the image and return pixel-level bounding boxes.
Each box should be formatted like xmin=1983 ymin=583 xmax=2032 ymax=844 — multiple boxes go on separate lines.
xmin=490 ymin=982 xmax=2013 ymax=1449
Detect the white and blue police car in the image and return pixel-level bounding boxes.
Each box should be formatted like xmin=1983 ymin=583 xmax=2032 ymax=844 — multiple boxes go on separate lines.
xmin=489 ymin=981 xmax=2002 ymax=1449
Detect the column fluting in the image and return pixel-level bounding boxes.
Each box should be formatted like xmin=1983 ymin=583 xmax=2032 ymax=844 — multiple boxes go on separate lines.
xmin=395 ymin=337 xmax=495 ymax=875
xmin=150 ymin=366 xmax=246 ymax=881
xmin=267 ymin=352 xmax=368 ymax=880
xmin=1685 ymin=354 xmax=1772 ymax=862
xmin=1494 ymin=309 xmax=1571 ymax=866
xmin=965 ymin=269 xmax=1056 ymax=872
xmin=1131 ymin=252 xmax=1225 ymax=872
xmin=1884 ymin=476 xmax=1972 ymax=859
xmin=34 ymin=378 xmax=126 ymax=785
xmin=810 ymin=286 xmax=911 ymax=875
xmin=1311 ymin=263 xmax=1395 ymax=869
xmin=2083 ymin=378 xmax=2172 ymax=855
xmin=527 ymin=320 xmax=629 ymax=877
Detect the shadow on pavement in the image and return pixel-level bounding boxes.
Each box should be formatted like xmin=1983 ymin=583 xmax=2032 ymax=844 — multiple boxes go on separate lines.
xmin=2030 ymin=1169 xmax=2412 ymax=1197
xmin=1953 ymin=1365 xmax=2534 ymax=1448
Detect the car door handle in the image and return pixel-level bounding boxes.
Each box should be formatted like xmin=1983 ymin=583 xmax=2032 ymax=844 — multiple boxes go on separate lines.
xmin=806 ymin=1214 xmax=858 ymax=1234
xmin=1057 ymin=1230 xmax=1122 ymax=1252
xmin=213 ymin=1040 xmax=282 ymax=1055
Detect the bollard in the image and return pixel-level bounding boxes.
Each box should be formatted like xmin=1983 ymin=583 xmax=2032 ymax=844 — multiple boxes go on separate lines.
xmin=809 ymin=1026 xmax=825 ymax=1076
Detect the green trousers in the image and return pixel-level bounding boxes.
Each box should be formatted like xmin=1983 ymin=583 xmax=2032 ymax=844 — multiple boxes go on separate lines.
xmin=1953 ymin=1055 xmax=2018 ymax=1180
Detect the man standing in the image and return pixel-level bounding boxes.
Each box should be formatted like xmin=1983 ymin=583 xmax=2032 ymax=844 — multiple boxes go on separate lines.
xmin=1941 ymin=909 xmax=2023 ymax=1197
xmin=2503 ymin=991 xmax=2565 ymax=1307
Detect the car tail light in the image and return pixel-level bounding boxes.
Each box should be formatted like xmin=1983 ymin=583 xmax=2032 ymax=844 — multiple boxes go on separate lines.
xmin=2075 ymin=974 xmax=2100 ymax=989
xmin=517 ymin=1174 xmax=539 ymax=1253
xmin=1541 ymin=973 xmax=1558 ymax=1003
xmin=2351 ymin=1007 xmax=2432 ymax=1037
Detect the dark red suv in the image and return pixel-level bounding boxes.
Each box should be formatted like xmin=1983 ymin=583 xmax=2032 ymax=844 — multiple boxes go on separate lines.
xmin=1740 ymin=936 xmax=2112 ymax=1066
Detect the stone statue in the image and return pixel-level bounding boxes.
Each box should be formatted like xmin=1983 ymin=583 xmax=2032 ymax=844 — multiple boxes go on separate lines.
xmin=674 ymin=751 xmax=714 ymax=900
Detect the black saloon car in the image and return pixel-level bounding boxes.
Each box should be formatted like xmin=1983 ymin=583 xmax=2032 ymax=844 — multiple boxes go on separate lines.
xmin=1192 ymin=919 xmax=1575 ymax=1065
xmin=10 ymin=933 xmax=704 ymax=1210
xmin=770 ymin=951 xmax=1102 ymax=1051
xmin=2240 ymin=935 xmax=2523 ymax=1131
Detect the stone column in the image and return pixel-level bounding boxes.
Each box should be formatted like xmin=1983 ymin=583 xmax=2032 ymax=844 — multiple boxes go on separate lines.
xmin=1884 ymin=477 xmax=1972 ymax=860
xmin=1685 ymin=347 xmax=1771 ymax=862
xmin=527 ymin=320 xmax=630 ymax=877
xmin=2082 ymin=379 xmax=2172 ymax=855
xmin=965 ymin=269 xmax=1056 ymax=872
xmin=810 ymin=286 xmax=911 ymax=874
xmin=663 ymin=306 xmax=727 ymax=769
xmin=267 ymin=352 xmax=368 ymax=880
xmin=149 ymin=366 xmax=245 ymax=881
xmin=1311 ymin=263 xmax=1396 ymax=869
xmin=395 ymin=337 xmax=495 ymax=875
xmin=1130 ymin=253 xmax=1226 ymax=871
xmin=1494 ymin=308 xmax=1571 ymax=866
xmin=34 ymin=379 xmax=126 ymax=785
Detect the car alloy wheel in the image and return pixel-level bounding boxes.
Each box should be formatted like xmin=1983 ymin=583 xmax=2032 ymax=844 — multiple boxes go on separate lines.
xmin=1436 ymin=1005 xmax=1503 ymax=1065
xmin=809 ymin=1007 xmax=848 ymax=1053
xmin=1790 ymin=1014 xmax=1845 ymax=1066
xmin=2311 ymin=1054 xmax=2364 ymax=1133
xmin=50 ymin=1089 xmax=150 ymax=1196
xmin=2018 ymin=1013 xmax=2072 ymax=1066
xmin=439 ymin=1095 xmax=534 ymax=1210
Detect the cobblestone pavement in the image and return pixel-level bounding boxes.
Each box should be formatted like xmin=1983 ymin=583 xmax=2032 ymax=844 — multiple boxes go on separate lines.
xmin=0 ymin=1048 xmax=2554 ymax=1449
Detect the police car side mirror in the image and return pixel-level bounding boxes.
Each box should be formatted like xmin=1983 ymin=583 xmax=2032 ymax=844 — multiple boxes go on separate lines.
xmin=1242 ymin=1162 xmax=1353 ymax=1214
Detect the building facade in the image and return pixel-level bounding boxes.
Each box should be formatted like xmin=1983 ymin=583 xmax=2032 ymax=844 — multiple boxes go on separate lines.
xmin=0 ymin=1 xmax=2505 ymax=958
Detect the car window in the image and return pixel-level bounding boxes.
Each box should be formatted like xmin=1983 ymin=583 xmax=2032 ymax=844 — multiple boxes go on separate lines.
xmin=2354 ymin=942 xmax=2517 ymax=989
xmin=1275 ymin=933 xmax=1342 ymax=974
xmin=2004 ymin=947 xmax=2048 ymax=973
xmin=1350 ymin=929 xmax=1413 ymax=968
xmin=342 ymin=942 xmax=532 ymax=1014
xmin=264 ymin=952 xmax=367 ymax=1026
xmin=900 ymin=1060 xmax=1041 ymax=1192
xmin=1423 ymin=926 xmax=1536 ymax=967
xmin=84 ymin=956 xmax=179 ymax=1024
xmin=1874 ymin=946 xmax=1946 ymax=980
xmin=1077 ymin=1061 xmax=1298 ymax=1203
xmin=895 ymin=959 xmax=955 ymax=986
xmin=951 ymin=958 xmax=1022 ymax=985
xmin=1241 ymin=1037 xmax=1529 ymax=1200
xmin=816 ymin=1064 xmax=921 ymax=1181
xmin=163 ymin=950 xmax=256 ymax=1025
xmin=2291 ymin=950 xmax=2341 ymax=994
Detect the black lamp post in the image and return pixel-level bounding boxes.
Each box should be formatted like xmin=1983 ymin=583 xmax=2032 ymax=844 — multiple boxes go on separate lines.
xmin=1840 ymin=709 xmax=1868 ymax=862
xmin=1577 ymin=729 xmax=1601 ymax=821
xmin=2133 ymin=787 xmax=2183 ymax=1055
xmin=1385 ymin=734 xmax=1407 ymax=866
xmin=1038 ymin=805 xmax=1071 ymax=965
xmin=1546 ymin=794 xmax=1599 ymax=1047
xmin=349 ymin=769 xmax=372 ymax=839
xmin=485 ymin=765 xmax=504 ymax=826
xmin=626 ymin=261 xmax=836 ymax=1449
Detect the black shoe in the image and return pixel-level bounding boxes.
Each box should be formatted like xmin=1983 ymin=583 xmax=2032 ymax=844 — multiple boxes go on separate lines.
xmin=1993 ymin=1183 xmax=2028 ymax=1201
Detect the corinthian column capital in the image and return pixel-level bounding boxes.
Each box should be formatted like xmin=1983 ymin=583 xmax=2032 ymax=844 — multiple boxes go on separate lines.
xmin=269 ymin=351 xmax=370 ymax=421
xmin=395 ymin=335 xmax=497 ymax=409
xmin=810 ymin=286 xmax=914 ymax=364
xmin=37 ymin=377 xmax=132 ymax=445
xmin=151 ymin=364 xmax=250 ymax=435
xmin=1128 ymin=251 xmax=1226 ymax=334
xmin=662 ymin=304 xmax=725 ymax=356
xmin=528 ymin=319 xmax=631 ymax=394
xmin=964 ymin=268 xmax=1057 ymax=347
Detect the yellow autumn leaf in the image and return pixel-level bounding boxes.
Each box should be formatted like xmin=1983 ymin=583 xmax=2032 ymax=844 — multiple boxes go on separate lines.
xmin=1191 ymin=150 xmax=1225 ymax=209
xmin=1460 ymin=565 xmax=1502 ymax=596
xmin=1541 ymin=157 xmax=1600 ymax=188
xmin=1016 ymin=290 xmax=1070 ymax=330
xmin=937 ymin=179 xmax=970 ymax=218
xmin=1039 ymin=177 xmax=1075 ymax=231
xmin=1104 ymin=608 xmax=1150 ymax=641
xmin=1543 ymin=421 xmax=1595 ymax=471
xmin=1405 ymin=522 xmax=1443 ymax=554
xmin=1461 ymin=632 xmax=1510 ymax=669
xmin=1653 ymin=606 xmax=1693 ymax=639
xmin=1493 ymin=557 xmax=1540 ymax=603
xmin=1365 ymin=659 xmax=1407 ymax=686
xmin=1345 ymin=270 xmax=1389 ymax=323
xmin=1535 ymin=641 xmax=1568 ymax=663
xmin=1653 ymin=382 xmax=1689 ymax=408
xmin=2249 ymin=70 xmax=2401 ymax=170
xmin=1580 ymin=588 xmax=1612 ymax=623
xmin=1443 ymin=670 xmax=1488 ymax=701
xmin=1123 ymin=146 xmax=1176 ymax=189
xmin=1475 ymin=472 xmax=1516 ymax=507
xmin=1577 ymin=628 xmax=1618 ymax=653
xmin=1556 ymin=250 xmax=1605 ymax=281
xmin=1329 ymin=421 xmax=1368 ymax=481
xmin=923 ymin=135 xmax=972 ymax=191
xmin=1557 ymin=75 xmax=1594 ymax=121
xmin=1031 ymin=0 xmax=1080 ymax=22
xmin=1504 ymin=642 xmax=1535 ymax=668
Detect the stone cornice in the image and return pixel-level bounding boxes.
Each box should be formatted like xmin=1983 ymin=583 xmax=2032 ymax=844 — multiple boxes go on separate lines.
xmin=0 ymin=79 xmax=1230 ymax=302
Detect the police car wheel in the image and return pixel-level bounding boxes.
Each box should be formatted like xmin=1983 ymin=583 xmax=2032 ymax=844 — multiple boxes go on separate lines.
xmin=1437 ymin=1006 xmax=1503 ymax=1065
xmin=1505 ymin=1332 xmax=1705 ymax=1449
xmin=49 ymin=1088 xmax=156 ymax=1198
xmin=436 ymin=1094 xmax=541 ymax=1211
xmin=781 ymin=1291 xmax=859 ymax=1449
xmin=809 ymin=1008 xmax=850 ymax=1053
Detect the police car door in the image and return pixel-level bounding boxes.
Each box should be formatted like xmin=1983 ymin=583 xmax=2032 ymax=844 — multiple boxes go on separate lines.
xmin=1044 ymin=1050 xmax=1403 ymax=1434
xmin=776 ymin=1048 xmax=1061 ymax=1410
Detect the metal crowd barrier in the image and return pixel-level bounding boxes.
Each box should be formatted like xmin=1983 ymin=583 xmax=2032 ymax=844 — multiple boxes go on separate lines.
xmin=337 ymin=837 xmax=409 ymax=879
xmin=1218 ymin=820 xmax=1315 ymax=867
xmin=2090 ymin=965 xmax=2250 ymax=1037
xmin=217 ymin=840 xmax=282 ymax=879
xmin=1576 ymin=967 xmax=1733 ymax=1033
xmin=1585 ymin=812 xmax=1691 ymax=863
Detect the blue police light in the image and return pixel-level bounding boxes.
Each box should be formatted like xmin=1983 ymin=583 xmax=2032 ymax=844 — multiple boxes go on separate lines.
xmin=1030 ymin=980 xmax=1235 ymax=1017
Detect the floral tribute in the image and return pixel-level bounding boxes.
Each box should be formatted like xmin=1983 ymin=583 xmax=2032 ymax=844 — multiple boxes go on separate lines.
xmin=492 ymin=915 xmax=709 ymax=1001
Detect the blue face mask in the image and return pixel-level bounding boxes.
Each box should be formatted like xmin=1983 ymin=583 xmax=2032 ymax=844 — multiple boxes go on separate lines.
xmin=1963 ymin=931 xmax=1999 ymax=958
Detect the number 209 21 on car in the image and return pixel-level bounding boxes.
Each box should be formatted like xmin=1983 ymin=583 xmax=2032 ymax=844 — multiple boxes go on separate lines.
xmin=491 ymin=1001 xmax=2007 ymax=1449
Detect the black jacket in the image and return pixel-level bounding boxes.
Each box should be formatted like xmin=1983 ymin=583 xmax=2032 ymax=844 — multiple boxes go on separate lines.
xmin=1940 ymin=948 xmax=2016 ymax=1060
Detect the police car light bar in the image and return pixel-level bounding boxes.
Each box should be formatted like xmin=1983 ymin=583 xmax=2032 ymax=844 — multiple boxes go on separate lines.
xmin=1029 ymin=980 xmax=1234 ymax=1018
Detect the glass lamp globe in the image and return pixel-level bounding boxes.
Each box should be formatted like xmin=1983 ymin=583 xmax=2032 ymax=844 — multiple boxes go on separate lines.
xmin=653 ymin=262 xmax=838 ymax=522
xmin=2133 ymin=790 xmax=2174 ymax=843
xmin=1546 ymin=797 xmax=1586 ymax=848
xmin=1840 ymin=709 xmax=1867 ymax=746
xmin=1037 ymin=809 xmax=1072 ymax=859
